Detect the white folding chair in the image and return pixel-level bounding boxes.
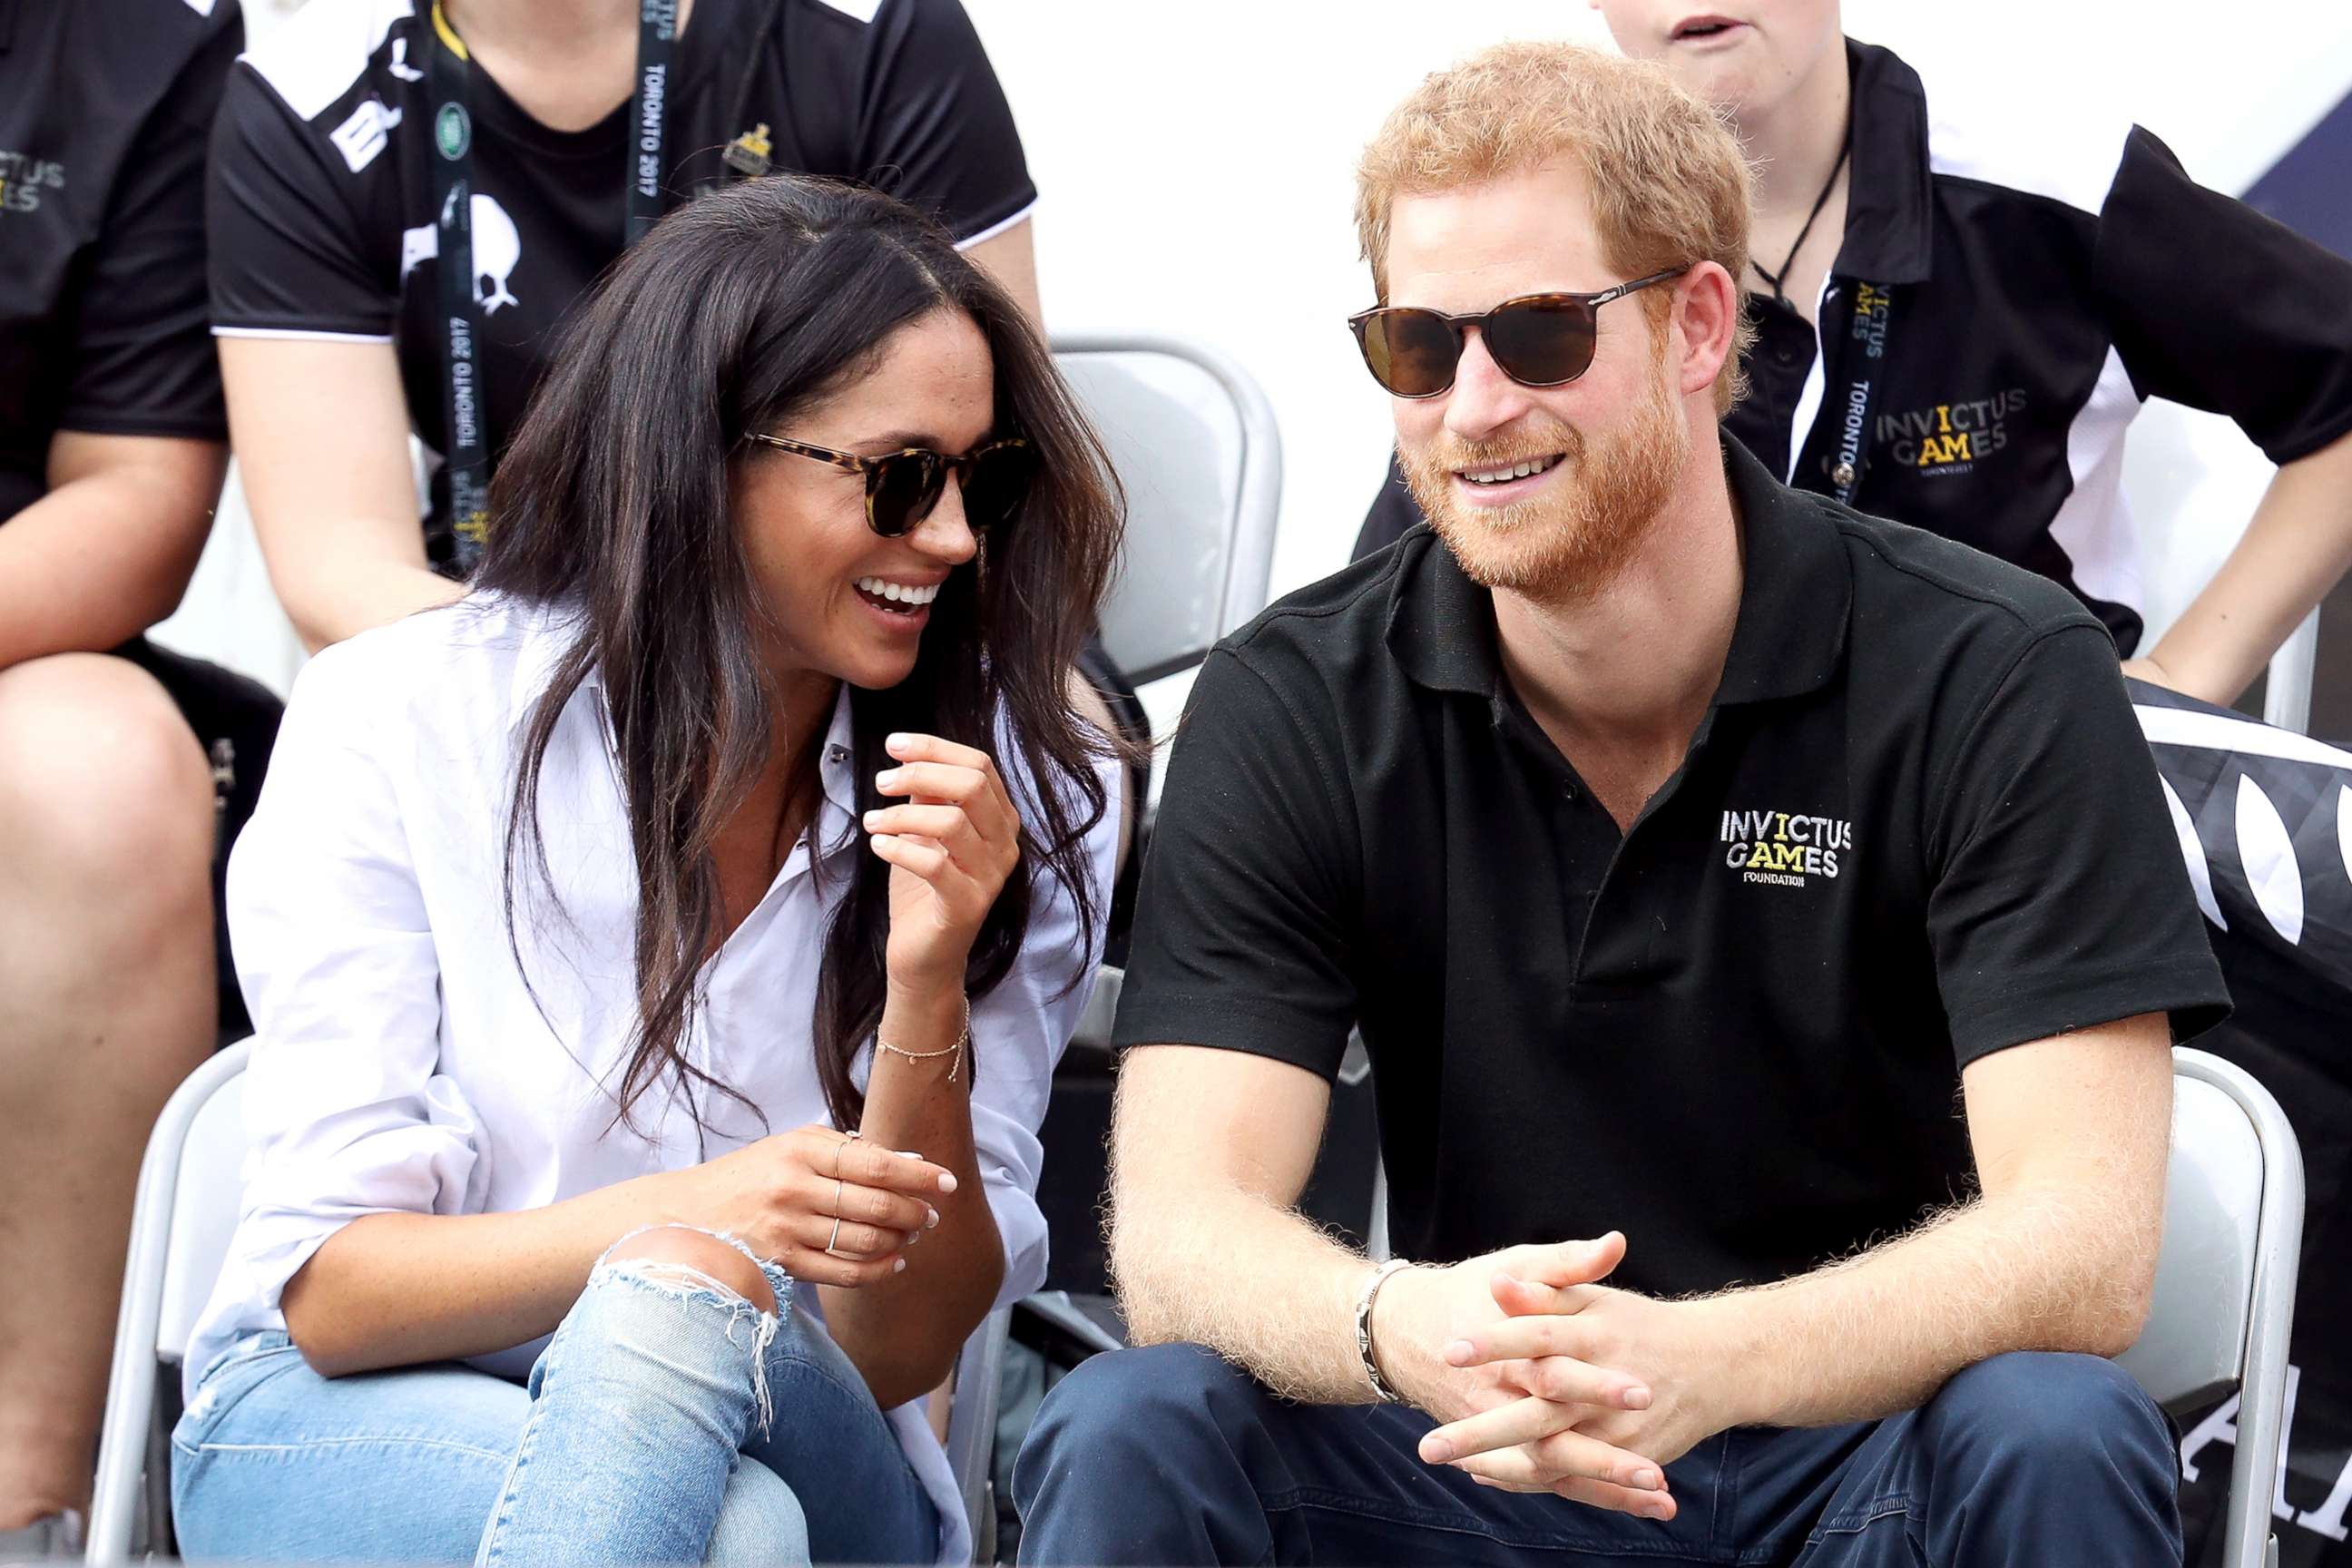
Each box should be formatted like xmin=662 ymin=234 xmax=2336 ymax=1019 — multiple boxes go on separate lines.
xmin=88 ymin=1039 xmax=1017 ymax=1564
xmin=86 ymin=1036 xmax=251 ymax=1563
xmin=1054 ymin=333 xmax=1280 ymax=776
xmin=2118 ymin=1046 xmax=2306 ymax=1568
xmin=945 ymin=1306 xmax=1012 ymax=1563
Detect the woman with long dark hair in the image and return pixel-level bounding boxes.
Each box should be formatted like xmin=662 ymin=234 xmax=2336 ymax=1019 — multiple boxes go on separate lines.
xmin=169 ymin=174 xmax=1122 ymax=1566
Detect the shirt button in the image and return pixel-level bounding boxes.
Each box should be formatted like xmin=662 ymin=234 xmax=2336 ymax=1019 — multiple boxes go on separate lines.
xmin=1774 ymin=346 xmax=1797 ymax=366
xmin=827 ymin=744 xmax=849 ymax=765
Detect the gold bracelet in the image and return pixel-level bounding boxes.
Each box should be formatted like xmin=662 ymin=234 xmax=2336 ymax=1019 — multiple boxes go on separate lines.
xmin=874 ymin=994 xmax=970 ymax=1082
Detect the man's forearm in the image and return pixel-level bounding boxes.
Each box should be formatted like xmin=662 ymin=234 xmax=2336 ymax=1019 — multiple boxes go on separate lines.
xmin=1111 ymin=1182 xmax=1379 ymax=1405
xmin=2139 ymin=426 xmax=2352 ymax=705
xmin=1708 ymin=1184 xmax=2157 ymax=1432
xmin=0 ymin=465 xmax=212 ymax=669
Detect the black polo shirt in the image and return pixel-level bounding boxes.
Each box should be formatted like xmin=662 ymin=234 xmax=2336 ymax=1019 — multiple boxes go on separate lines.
xmin=1355 ymin=40 xmax=2352 ymax=656
xmin=1121 ymin=436 xmax=2230 ymax=1300
xmin=0 ymin=0 xmax=241 ymax=524
xmin=208 ymin=0 xmax=1033 ymax=564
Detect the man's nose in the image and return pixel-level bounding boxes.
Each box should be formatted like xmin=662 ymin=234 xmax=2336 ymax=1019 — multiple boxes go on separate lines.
xmin=1442 ymin=328 xmax=1534 ymax=445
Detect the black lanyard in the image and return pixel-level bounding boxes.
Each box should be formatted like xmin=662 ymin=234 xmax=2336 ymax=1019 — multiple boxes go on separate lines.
xmin=426 ymin=0 xmax=675 ymax=571
xmin=1825 ymin=278 xmax=1895 ymax=508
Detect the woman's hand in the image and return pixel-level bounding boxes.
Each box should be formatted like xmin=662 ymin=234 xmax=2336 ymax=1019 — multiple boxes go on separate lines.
xmin=864 ymin=732 xmax=1025 ymax=993
xmin=650 ymin=1126 xmax=957 ymax=1289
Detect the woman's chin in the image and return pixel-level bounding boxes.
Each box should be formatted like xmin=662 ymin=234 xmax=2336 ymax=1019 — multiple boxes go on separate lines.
xmin=820 ymin=646 xmax=923 ymax=692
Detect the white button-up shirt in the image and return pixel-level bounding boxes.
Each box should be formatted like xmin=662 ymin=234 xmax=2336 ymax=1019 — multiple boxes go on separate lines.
xmin=187 ymin=593 xmax=1117 ymax=1564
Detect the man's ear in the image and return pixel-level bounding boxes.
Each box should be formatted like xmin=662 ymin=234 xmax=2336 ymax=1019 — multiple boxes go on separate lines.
xmin=1674 ymin=260 xmax=1740 ymax=401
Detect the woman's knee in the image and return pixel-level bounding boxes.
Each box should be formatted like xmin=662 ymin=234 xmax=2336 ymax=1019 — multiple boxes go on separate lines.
xmin=0 ymin=652 xmax=211 ymax=897
xmin=593 ymin=1226 xmax=780 ymax=1316
xmin=702 ymin=1457 xmax=810 ymax=1568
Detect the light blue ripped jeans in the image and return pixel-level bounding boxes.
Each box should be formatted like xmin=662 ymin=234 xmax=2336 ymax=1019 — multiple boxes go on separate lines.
xmin=171 ymin=1228 xmax=937 ymax=1565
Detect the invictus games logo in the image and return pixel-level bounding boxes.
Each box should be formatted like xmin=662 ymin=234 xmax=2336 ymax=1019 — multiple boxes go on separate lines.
xmin=436 ymin=103 xmax=472 ymax=161
xmin=1876 ymin=389 xmax=2029 ymax=476
xmin=1722 ymin=808 xmax=1853 ymax=887
xmin=0 ymin=150 xmax=65 ymax=216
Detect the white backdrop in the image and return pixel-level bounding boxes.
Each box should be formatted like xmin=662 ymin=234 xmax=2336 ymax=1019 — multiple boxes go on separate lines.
xmin=157 ymin=0 xmax=2352 ymax=697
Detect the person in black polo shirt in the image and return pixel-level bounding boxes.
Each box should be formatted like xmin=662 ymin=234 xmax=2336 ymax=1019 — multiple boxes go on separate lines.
xmin=1353 ymin=5 xmax=2352 ymax=713
xmin=1015 ymin=40 xmax=2230 ymax=1568
xmin=209 ymin=0 xmax=1142 ymax=883
xmin=0 ymin=0 xmax=276 ymax=1553
xmin=211 ymin=0 xmax=1041 ymax=642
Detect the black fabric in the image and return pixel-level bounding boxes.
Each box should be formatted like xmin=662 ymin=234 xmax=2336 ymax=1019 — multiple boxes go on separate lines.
xmin=208 ymin=0 xmax=1033 ymax=561
xmin=1122 ymin=435 xmax=2229 ymax=1301
xmin=0 ymin=0 xmax=241 ymax=521
xmin=2099 ymin=126 xmax=2352 ymax=466
xmin=1074 ymin=632 xmax=1148 ymax=966
xmin=1350 ymin=40 xmax=2352 ymax=659
xmin=2122 ymin=680 xmax=2352 ymax=1563
xmin=114 ymin=638 xmax=283 ymax=1041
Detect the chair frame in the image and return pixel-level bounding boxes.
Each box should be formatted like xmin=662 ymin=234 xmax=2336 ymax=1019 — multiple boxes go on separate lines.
xmin=1053 ymin=332 xmax=1281 ymax=685
xmin=2159 ymin=1046 xmax=2306 ymax=1568
xmin=88 ymin=1037 xmax=251 ymax=1563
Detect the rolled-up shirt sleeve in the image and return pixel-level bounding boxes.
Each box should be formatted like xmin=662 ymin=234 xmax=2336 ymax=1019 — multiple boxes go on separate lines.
xmin=955 ymin=739 xmax=1120 ymax=1309
xmin=211 ymin=642 xmax=489 ymax=1334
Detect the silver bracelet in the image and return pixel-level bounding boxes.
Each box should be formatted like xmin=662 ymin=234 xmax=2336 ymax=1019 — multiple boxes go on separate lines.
xmin=1354 ymin=1258 xmax=1414 ymax=1405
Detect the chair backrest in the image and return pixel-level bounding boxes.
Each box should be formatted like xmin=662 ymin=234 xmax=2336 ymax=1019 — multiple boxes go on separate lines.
xmin=2118 ymin=1063 xmax=2266 ymax=1405
xmin=159 ymin=1057 xmax=252 ymax=1363
xmin=1054 ymin=334 xmax=1280 ymax=684
xmin=2118 ymin=1048 xmax=2303 ymax=1407
xmin=87 ymin=1039 xmax=252 ymax=1563
xmin=2114 ymin=1047 xmax=2305 ymax=1568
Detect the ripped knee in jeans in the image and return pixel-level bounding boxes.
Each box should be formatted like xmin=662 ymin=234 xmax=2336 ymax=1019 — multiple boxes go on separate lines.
xmin=588 ymin=1224 xmax=791 ymax=1432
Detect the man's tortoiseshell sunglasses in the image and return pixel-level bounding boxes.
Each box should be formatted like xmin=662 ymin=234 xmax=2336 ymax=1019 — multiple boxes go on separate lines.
xmin=1348 ymin=269 xmax=1686 ymax=397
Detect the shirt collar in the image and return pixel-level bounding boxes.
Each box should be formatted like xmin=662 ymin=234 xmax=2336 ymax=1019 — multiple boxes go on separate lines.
xmin=505 ymin=594 xmax=862 ymax=845
xmin=811 ymin=684 xmax=860 ymax=841
xmin=1834 ymin=39 xmax=1936 ymax=287
xmin=1385 ymin=434 xmax=1853 ymax=710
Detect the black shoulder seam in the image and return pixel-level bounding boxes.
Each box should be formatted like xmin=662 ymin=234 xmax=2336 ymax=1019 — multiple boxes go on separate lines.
xmin=1199 ymin=644 xmax=1363 ymax=888
xmin=1827 ymin=514 xmax=2102 ymax=636
xmin=1923 ymin=621 xmax=2114 ymax=870
xmin=1220 ymin=556 xmax=1400 ymax=655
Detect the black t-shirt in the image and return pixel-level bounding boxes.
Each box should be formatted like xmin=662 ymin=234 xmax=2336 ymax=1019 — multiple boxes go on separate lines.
xmin=209 ymin=0 xmax=1034 ymax=563
xmin=1125 ymin=436 xmax=2230 ymax=1300
xmin=1356 ymin=41 xmax=2352 ymax=655
xmin=0 ymin=0 xmax=241 ymax=524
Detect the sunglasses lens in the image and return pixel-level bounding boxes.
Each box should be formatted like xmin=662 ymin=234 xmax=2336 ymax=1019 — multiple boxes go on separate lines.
xmin=1359 ymin=309 xmax=1460 ymax=397
xmin=960 ymin=444 xmax=1034 ymax=534
xmin=868 ymin=454 xmax=944 ymax=537
xmin=1485 ymin=298 xmax=1598 ymax=387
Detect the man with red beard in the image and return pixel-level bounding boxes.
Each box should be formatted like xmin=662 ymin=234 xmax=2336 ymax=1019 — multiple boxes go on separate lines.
xmin=1357 ymin=3 xmax=2352 ymax=714
xmin=1014 ymin=40 xmax=2229 ymax=1568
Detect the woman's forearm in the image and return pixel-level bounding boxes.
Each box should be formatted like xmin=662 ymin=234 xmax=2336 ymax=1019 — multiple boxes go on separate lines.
xmin=279 ymin=1174 xmax=674 ymax=1377
xmin=2138 ymin=426 xmax=2352 ymax=705
xmin=815 ymin=975 xmax=1004 ymax=1409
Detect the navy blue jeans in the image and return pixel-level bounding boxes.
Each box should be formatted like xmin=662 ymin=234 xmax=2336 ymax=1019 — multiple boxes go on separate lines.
xmin=1013 ymin=1344 xmax=2181 ymax=1565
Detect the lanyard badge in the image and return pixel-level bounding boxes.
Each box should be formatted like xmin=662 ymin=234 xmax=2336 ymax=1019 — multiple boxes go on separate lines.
xmin=1828 ymin=280 xmax=1895 ymax=508
xmin=425 ymin=0 xmax=674 ymax=573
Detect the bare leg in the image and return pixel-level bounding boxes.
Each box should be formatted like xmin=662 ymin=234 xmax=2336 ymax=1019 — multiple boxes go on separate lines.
xmin=0 ymin=652 xmax=215 ymax=1525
